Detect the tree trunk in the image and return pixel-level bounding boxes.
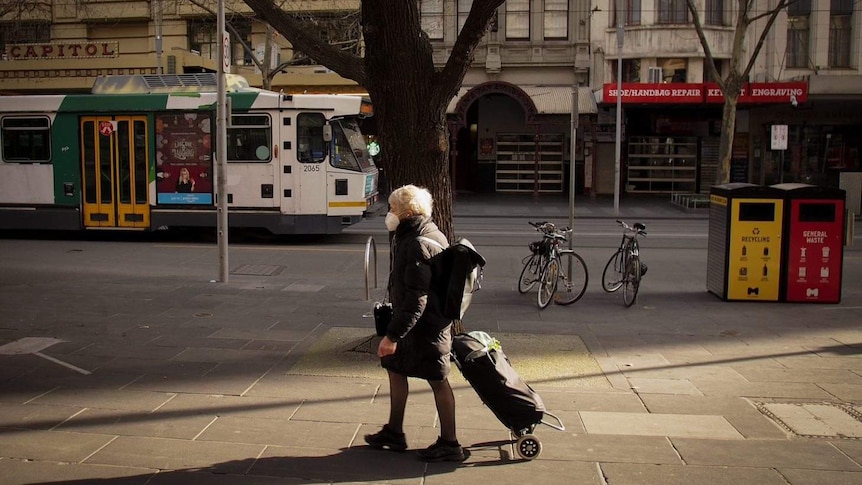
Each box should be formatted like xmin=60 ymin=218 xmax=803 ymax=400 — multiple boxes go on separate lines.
xmin=716 ymin=92 xmax=740 ymax=186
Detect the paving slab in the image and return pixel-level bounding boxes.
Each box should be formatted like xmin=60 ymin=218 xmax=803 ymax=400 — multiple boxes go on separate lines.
xmin=27 ymin=387 xmax=175 ymax=412
xmin=151 ymin=393 xmax=303 ymax=420
xmin=779 ymin=468 xmax=862 ymax=485
xmin=830 ymin=440 xmax=862 ymax=464
xmin=84 ymin=435 xmax=266 ymax=472
xmin=197 ymin=415 xmax=359 ymax=448
xmin=538 ymin=390 xmax=647 ymax=413
xmin=54 ymin=407 xmax=216 ymax=440
xmin=251 ymin=445 xmax=428 ymax=483
xmin=690 ymin=379 xmax=836 ymax=400
xmin=638 ymin=394 xmax=789 ymax=439
xmin=627 ymin=377 xmax=703 ymax=395
xmin=0 ymin=429 xmax=116 ymax=462
xmin=733 ymin=367 xmax=862 ymax=386
xmin=580 ymin=411 xmax=744 ymax=439
xmin=672 ymin=438 xmax=862 ymax=471
xmin=818 ymin=383 xmax=862 ymax=401
xmin=243 ymin=374 xmax=382 ymax=401
xmin=600 ymin=463 xmax=788 ymax=485
xmin=0 ymin=458 xmax=156 ymax=485
xmin=520 ymin=433 xmax=682 ymax=464
xmin=0 ymin=402 xmax=82 ymax=430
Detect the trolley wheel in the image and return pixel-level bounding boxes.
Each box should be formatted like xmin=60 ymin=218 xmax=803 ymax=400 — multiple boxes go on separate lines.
xmin=515 ymin=434 xmax=542 ymax=460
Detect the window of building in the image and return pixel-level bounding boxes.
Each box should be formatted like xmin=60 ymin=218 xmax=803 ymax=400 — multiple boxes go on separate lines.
xmin=297 ymin=113 xmax=328 ymax=163
xmin=506 ymin=0 xmax=529 ymax=40
xmin=829 ymin=0 xmax=852 ymax=68
xmin=188 ymin=19 xmax=216 ymax=61
xmin=544 ymin=0 xmax=568 ymax=40
xmin=291 ymin=12 xmax=362 ymax=64
xmin=458 ymin=0 xmax=473 ymax=34
xmin=228 ymin=114 xmax=271 ymax=162
xmin=230 ymin=19 xmax=253 ymax=67
xmin=612 ymin=0 xmax=641 ymax=26
xmin=705 ymin=0 xmax=725 ymax=26
xmin=657 ymin=58 xmax=688 ymax=82
xmin=1 ymin=21 xmax=50 ymax=59
xmin=1 ymin=117 xmax=51 ymax=163
xmin=420 ymin=0 xmax=444 ymax=40
xmin=786 ymin=0 xmax=811 ymax=68
xmin=657 ymin=0 xmax=688 ymax=24
xmin=612 ymin=59 xmax=641 ymax=83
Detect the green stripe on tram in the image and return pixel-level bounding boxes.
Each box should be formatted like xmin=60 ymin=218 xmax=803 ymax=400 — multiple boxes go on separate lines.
xmin=58 ymin=94 xmax=171 ymax=112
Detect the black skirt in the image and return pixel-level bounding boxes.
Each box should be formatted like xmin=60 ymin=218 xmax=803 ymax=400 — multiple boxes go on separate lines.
xmin=381 ymin=321 xmax=453 ymax=381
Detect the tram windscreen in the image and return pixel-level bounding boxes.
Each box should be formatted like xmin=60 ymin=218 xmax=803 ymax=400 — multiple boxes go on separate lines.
xmin=331 ymin=119 xmax=374 ymax=171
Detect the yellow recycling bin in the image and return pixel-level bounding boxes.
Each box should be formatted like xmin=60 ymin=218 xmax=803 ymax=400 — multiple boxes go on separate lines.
xmin=707 ymin=184 xmax=785 ymax=301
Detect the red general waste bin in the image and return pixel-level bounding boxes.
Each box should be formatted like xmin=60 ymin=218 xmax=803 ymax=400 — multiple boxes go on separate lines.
xmin=772 ymin=183 xmax=846 ymax=303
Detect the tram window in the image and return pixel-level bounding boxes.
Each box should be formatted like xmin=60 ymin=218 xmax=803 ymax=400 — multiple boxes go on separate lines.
xmin=1 ymin=116 xmax=51 ymax=163
xmin=297 ymin=113 xmax=327 ymax=163
xmin=227 ymin=114 xmax=271 ymax=162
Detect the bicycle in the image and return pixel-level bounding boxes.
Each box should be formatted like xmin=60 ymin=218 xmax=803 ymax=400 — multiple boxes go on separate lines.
xmin=518 ymin=221 xmax=589 ymax=309
xmin=601 ymin=220 xmax=647 ymax=307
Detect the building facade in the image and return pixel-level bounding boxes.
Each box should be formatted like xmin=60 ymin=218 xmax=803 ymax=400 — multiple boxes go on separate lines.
xmin=2 ymin=0 xmax=860 ymax=196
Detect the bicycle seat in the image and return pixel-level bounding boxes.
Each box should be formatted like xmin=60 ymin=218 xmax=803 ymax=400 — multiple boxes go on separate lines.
xmin=634 ymin=222 xmax=646 ymax=231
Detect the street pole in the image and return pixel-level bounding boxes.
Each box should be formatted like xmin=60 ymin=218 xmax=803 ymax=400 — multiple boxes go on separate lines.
xmin=154 ymin=0 xmax=163 ymax=74
xmin=216 ymin=0 xmax=229 ymax=282
xmin=569 ymin=83 xmax=579 ymax=250
xmin=614 ymin=0 xmax=624 ymax=216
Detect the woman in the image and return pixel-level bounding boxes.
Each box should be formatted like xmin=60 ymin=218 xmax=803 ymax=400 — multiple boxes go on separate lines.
xmin=176 ymin=167 xmax=195 ymax=193
xmin=364 ymin=184 xmax=464 ymax=462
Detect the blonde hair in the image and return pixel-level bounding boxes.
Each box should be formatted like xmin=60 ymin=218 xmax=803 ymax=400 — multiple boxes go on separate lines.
xmin=388 ymin=184 xmax=433 ymax=218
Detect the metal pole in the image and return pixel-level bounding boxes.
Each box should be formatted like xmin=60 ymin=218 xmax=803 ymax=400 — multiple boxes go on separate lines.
xmin=569 ymin=84 xmax=579 ymax=250
xmin=217 ymin=0 xmax=229 ymax=282
xmin=614 ymin=0 xmax=624 ymax=216
xmin=154 ymin=0 xmax=163 ymax=74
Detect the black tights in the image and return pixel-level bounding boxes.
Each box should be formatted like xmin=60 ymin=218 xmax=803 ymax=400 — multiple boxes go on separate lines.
xmin=387 ymin=370 xmax=457 ymax=443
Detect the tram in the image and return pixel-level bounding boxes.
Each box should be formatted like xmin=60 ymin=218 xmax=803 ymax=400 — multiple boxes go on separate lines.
xmin=0 ymin=73 xmax=380 ymax=234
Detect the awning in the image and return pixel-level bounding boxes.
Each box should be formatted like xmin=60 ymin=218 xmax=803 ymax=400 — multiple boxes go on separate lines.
xmin=447 ymin=85 xmax=597 ymax=115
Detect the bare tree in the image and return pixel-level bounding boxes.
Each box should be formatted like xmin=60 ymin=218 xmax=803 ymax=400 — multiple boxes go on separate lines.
xmin=244 ymin=0 xmax=505 ymax=238
xmin=686 ymin=0 xmax=790 ymax=184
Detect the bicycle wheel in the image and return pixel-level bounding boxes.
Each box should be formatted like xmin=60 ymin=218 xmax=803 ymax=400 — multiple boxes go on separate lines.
xmin=623 ymin=255 xmax=641 ymax=307
xmin=601 ymin=250 xmax=625 ymax=293
xmin=537 ymin=257 xmax=558 ymax=309
xmin=518 ymin=254 xmax=541 ymax=294
xmin=554 ymin=251 xmax=589 ymax=305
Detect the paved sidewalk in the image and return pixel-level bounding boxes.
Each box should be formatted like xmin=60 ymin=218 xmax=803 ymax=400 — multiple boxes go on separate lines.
xmin=0 ymin=197 xmax=860 ymax=485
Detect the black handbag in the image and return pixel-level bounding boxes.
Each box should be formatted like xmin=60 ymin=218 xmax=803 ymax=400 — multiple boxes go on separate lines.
xmin=373 ymin=301 xmax=392 ymax=337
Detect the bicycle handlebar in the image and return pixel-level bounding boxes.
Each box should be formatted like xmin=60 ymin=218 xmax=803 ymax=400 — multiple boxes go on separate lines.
xmin=616 ymin=220 xmax=647 ymax=237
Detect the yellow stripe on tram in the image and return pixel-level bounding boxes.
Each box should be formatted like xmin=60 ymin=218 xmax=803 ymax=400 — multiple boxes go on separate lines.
xmin=328 ymin=201 xmax=367 ymax=208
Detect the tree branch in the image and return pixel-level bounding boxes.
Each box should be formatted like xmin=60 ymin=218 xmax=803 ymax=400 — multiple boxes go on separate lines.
xmin=685 ymin=0 xmax=724 ymax=91
xmin=243 ymin=0 xmax=366 ymax=85
xmin=438 ymin=0 xmax=505 ymax=100
xmin=741 ymin=0 xmax=790 ymax=81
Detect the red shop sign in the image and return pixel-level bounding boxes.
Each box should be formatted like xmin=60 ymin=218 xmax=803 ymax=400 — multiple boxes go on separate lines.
xmin=705 ymin=82 xmax=808 ymax=104
xmin=603 ymin=82 xmax=808 ymax=105
xmin=603 ymin=83 xmax=704 ymax=104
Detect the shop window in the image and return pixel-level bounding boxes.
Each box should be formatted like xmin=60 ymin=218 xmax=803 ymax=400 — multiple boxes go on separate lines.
xmin=227 ymin=114 xmax=271 ymax=162
xmin=420 ymin=0 xmax=444 ymax=40
xmin=544 ymin=0 xmax=568 ymax=40
xmin=786 ymin=0 xmax=811 ymax=68
xmin=612 ymin=59 xmax=641 ymax=83
xmin=829 ymin=0 xmax=852 ymax=68
xmin=705 ymin=0 xmax=726 ymax=26
xmin=657 ymin=0 xmax=688 ymax=24
xmin=506 ymin=0 xmax=530 ymax=40
xmin=1 ymin=117 xmax=51 ymax=163
xmin=612 ymin=0 xmax=641 ymax=26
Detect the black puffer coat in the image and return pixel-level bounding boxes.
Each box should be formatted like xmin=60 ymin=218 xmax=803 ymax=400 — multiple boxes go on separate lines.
xmin=381 ymin=215 xmax=452 ymax=380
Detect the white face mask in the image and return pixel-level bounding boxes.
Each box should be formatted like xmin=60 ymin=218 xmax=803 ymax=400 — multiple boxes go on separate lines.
xmin=384 ymin=212 xmax=400 ymax=231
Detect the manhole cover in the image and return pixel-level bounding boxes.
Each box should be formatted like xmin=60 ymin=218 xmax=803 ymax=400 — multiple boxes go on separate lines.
xmin=755 ymin=401 xmax=862 ymax=439
xmin=231 ymin=264 xmax=284 ymax=276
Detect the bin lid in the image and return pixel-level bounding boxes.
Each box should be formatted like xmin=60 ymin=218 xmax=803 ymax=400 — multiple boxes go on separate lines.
xmin=710 ymin=183 xmax=784 ymax=198
xmin=770 ymin=183 xmax=846 ymax=200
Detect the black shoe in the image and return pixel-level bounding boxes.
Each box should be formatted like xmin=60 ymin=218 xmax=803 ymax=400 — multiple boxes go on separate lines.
xmin=417 ymin=437 xmax=465 ymax=462
xmin=364 ymin=425 xmax=407 ymax=452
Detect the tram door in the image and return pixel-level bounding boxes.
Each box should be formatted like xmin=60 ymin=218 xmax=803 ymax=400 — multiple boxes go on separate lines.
xmin=80 ymin=116 xmax=150 ymax=228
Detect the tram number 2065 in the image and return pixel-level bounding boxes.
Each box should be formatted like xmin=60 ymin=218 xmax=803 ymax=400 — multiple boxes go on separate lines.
xmin=303 ymin=165 xmax=321 ymax=172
